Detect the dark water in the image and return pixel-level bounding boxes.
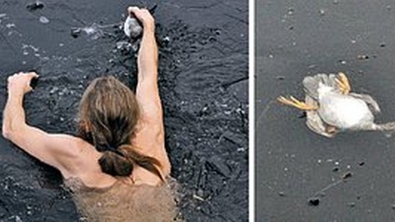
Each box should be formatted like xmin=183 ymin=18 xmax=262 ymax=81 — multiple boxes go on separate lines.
xmin=257 ymin=0 xmax=395 ymax=221
xmin=0 ymin=0 xmax=248 ymax=221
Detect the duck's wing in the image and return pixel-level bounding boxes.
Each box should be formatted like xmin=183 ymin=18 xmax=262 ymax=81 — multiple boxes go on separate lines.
xmin=302 ymin=73 xmax=340 ymax=99
xmin=348 ymin=93 xmax=381 ymax=113
xmin=304 ymin=92 xmax=336 ymax=137
xmin=302 ymin=73 xmax=340 ymax=137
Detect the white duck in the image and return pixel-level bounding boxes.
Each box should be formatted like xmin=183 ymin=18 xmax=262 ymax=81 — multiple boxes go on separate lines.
xmin=278 ymin=73 xmax=395 ymax=137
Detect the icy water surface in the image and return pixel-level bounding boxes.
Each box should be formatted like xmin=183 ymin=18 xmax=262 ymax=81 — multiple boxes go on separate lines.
xmin=257 ymin=0 xmax=395 ymax=221
xmin=0 ymin=0 xmax=248 ymax=221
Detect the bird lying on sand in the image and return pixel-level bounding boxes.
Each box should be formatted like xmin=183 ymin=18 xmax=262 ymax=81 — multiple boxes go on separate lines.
xmin=278 ymin=72 xmax=395 ymax=137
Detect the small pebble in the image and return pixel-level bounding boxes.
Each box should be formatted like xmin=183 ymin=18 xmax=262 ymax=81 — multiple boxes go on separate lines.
xmin=332 ymin=167 xmax=339 ymax=172
xmin=278 ymin=191 xmax=285 ymax=197
xmin=347 ymin=202 xmax=356 ymax=207
xmin=338 ymin=60 xmax=347 ymax=64
xmin=391 ymin=204 xmax=395 ymax=209
xmin=308 ymin=197 xmax=320 ymax=206
xmin=276 ymin=76 xmax=285 ymax=80
xmin=287 ymin=8 xmax=295 ymax=15
xmin=342 ymin=172 xmax=353 ymax=180
xmin=380 ymin=42 xmax=386 ymax=47
xmin=319 ymin=9 xmax=326 ymax=16
xmin=26 ymin=1 xmax=45 ymax=11
xmin=357 ymin=55 xmax=369 ymax=60
xmin=71 ymin=28 xmax=81 ymax=38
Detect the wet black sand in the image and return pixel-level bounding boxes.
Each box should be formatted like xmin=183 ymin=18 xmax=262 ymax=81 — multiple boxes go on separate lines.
xmin=256 ymin=0 xmax=395 ymax=221
xmin=0 ymin=0 xmax=248 ymax=221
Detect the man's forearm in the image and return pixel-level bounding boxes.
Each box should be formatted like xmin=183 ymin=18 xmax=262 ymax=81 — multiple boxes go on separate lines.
xmin=137 ymin=29 xmax=158 ymax=81
xmin=2 ymin=92 xmax=26 ymax=139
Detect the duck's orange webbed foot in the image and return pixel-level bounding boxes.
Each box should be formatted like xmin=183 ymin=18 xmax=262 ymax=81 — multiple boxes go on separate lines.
xmin=277 ymin=96 xmax=319 ymax=110
xmin=335 ymin=72 xmax=351 ymax=95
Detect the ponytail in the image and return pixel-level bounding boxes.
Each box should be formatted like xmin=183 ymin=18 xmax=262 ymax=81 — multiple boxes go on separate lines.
xmin=98 ymin=150 xmax=133 ymax=176
xmin=98 ymin=144 xmax=164 ymax=181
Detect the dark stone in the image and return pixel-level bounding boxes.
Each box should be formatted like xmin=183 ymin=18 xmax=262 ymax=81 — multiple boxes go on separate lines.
xmin=342 ymin=172 xmax=353 ymax=180
xmin=70 ymin=28 xmax=81 ymax=38
xmin=26 ymin=1 xmax=44 ymax=11
xmin=308 ymin=197 xmax=320 ymax=206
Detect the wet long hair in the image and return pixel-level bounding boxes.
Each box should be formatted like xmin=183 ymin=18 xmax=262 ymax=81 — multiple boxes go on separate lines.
xmin=77 ymin=76 xmax=163 ymax=181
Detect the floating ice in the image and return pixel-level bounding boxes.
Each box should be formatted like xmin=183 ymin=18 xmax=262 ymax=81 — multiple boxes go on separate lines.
xmin=6 ymin=23 xmax=15 ymax=28
xmin=39 ymin=16 xmax=49 ymax=24
xmin=83 ymin=26 xmax=97 ymax=35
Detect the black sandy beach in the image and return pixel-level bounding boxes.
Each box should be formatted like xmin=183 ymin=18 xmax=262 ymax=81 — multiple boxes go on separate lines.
xmin=0 ymin=0 xmax=248 ymax=221
xmin=257 ymin=0 xmax=395 ymax=221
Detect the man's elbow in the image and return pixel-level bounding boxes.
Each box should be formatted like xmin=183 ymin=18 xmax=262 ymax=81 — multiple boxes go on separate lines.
xmin=2 ymin=131 xmax=9 ymax=139
xmin=2 ymin=123 xmax=11 ymax=139
xmin=2 ymin=126 xmax=13 ymax=140
xmin=2 ymin=123 xmax=22 ymax=140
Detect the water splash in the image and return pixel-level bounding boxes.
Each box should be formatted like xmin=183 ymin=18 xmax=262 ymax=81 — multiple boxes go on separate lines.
xmin=71 ymin=22 xmax=121 ymax=40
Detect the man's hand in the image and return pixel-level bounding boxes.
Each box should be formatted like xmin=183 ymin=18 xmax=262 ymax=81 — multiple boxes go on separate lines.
xmin=7 ymin=72 xmax=39 ymax=95
xmin=128 ymin=6 xmax=155 ymax=32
